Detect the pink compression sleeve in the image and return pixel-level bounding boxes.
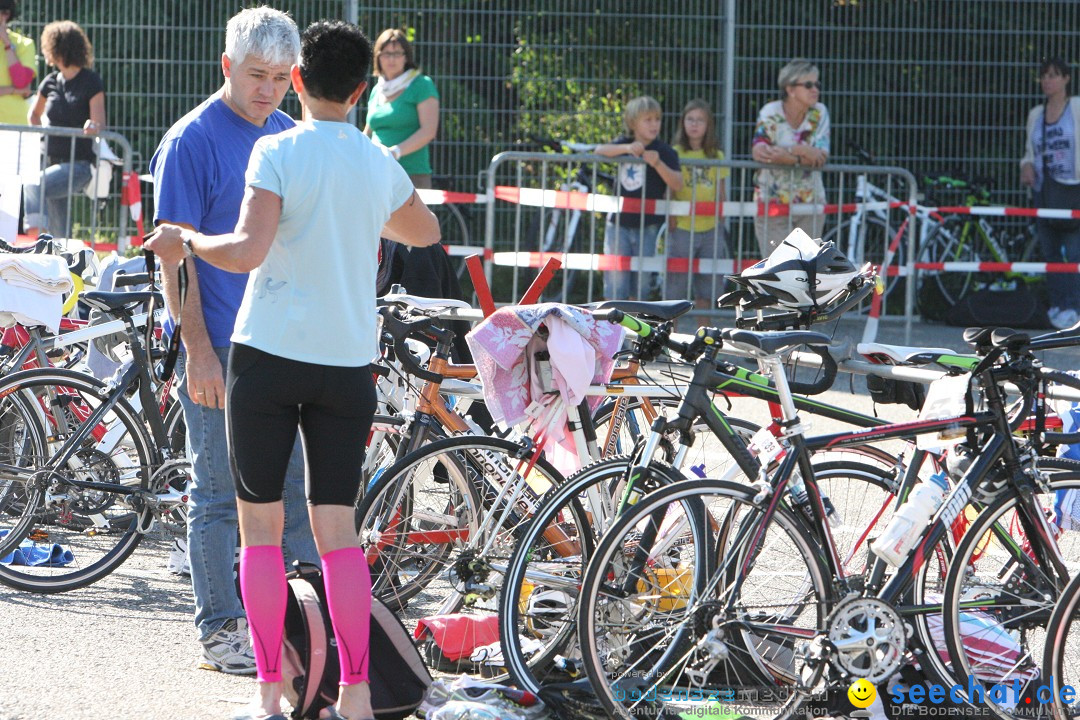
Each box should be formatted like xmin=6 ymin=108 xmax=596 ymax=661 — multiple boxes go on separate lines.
xmin=239 ymin=544 xmax=287 ymax=683
xmin=321 ymin=546 xmax=372 ymax=684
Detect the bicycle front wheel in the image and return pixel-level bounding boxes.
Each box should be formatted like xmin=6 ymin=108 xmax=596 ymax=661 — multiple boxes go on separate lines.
xmin=917 ymin=218 xmax=990 ymax=316
xmin=942 ymin=462 xmax=1080 ymax=719
xmin=355 ymin=435 xmax=584 ymax=672
xmin=0 ymin=383 xmax=50 ymax=558
xmin=500 ymin=455 xmax=687 ymax=693
xmin=576 ymin=478 xmax=828 ymax=720
xmin=1042 ymin=571 xmax=1080 ymax=720
xmin=0 ymin=369 xmax=154 ymax=593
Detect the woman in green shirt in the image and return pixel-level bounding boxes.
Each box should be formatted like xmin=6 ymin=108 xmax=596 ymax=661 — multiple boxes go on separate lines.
xmin=364 ymin=28 xmax=439 ymax=188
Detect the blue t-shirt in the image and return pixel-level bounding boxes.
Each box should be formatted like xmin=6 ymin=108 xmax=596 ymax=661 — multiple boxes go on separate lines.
xmin=233 ymin=121 xmax=414 ymax=365
xmin=149 ymin=94 xmax=295 ymax=347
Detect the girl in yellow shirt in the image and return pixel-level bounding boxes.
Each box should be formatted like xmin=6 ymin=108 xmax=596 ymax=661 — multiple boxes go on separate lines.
xmin=666 ymin=99 xmax=729 ymax=308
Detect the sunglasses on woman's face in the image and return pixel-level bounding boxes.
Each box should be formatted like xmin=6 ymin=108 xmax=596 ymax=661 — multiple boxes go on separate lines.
xmin=791 ymin=80 xmax=822 ymax=90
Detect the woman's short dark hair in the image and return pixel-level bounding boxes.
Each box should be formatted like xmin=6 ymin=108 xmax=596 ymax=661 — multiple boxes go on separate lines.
xmin=372 ymin=28 xmax=416 ymax=77
xmin=1041 ymin=55 xmax=1072 ymax=78
xmin=298 ymin=20 xmax=371 ymax=103
xmin=0 ymin=1 xmax=19 ymax=22
xmin=41 ymin=20 xmax=93 ymax=68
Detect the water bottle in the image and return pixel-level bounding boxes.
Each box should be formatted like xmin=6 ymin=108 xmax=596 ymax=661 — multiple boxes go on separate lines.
xmin=871 ymin=470 xmax=950 ymax=567
xmin=788 ymin=475 xmax=841 ymax=524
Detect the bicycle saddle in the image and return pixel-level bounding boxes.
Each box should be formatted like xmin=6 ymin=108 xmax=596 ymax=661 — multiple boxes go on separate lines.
xmin=379 ymin=292 xmax=471 ymax=315
xmin=856 ymin=342 xmax=959 ymax=366
xmin=990 ymin=328 xmax=1029 ymax=349
xmin=962 ymin=326 xmax=996 ymax=349
xmin=81 ymin=290 xmax=158 ymax=315
xmin=721 ymin=328 xmax=832 ymax=356
xmin=590 ymin=299 xmax=693 ymax=321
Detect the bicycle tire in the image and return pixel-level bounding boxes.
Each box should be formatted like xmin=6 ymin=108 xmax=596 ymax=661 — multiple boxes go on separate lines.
xmin=941 ymin=460 xmax=1080 ymax=719
xmin=354 ymin=435 xmax=587 ymax=674
xmin=499 ymin=455 xmax=686 ymax=693
xmin=821 ymin=214 xmax=903 ymax=307
xmin=0 ymin=368 xmax=155 ymax=593
xmin=917 ymin=217 xmax=992 ymax=313
xmin=576 ymin=478 xmax=829 ymax=720
xmin=0 ymin=384 xmax=50 ymax=557
xmin=434 ymin=203 xmax=472 ymax=283
xmin=591 ymin=398 xmax=759 ymax=474
xmin=1042 ymin=570 xmax=1080 ymax=720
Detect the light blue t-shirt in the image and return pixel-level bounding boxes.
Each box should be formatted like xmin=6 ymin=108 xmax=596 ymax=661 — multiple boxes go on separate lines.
xmin=232 ymin=120 xmax=414 ymax=366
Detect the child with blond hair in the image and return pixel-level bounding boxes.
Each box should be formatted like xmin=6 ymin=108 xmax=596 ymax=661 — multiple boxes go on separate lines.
xmin=595 ymin=95 xmax=682 ymax=300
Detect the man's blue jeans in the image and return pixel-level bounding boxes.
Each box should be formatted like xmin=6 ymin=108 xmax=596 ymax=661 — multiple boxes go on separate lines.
xmin=180 ymin=347 xmax=318 ymax=642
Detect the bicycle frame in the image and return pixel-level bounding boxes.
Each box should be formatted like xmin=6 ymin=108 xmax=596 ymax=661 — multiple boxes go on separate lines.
xmin=711 ymin=353 xmax=1067 ymax=657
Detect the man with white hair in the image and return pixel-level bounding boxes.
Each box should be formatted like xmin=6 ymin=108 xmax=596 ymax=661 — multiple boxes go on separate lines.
xmin=149 ymin=6 xmax=318 ymax=675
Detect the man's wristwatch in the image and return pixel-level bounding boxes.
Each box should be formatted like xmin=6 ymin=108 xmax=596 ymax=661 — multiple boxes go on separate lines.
xmin=182 ymin=237 xmax=197 ymax=259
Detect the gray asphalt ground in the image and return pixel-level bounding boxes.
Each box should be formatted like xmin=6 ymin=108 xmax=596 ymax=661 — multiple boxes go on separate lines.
xmin=0 ymin=316 xmax=1076 ymax=720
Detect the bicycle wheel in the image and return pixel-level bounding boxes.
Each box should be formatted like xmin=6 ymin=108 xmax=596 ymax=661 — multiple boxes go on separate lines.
xmin=433 ymin=203 xmax=471 ymax=281
xmin=0 ymin=368 xmax=154 ymax=593
xmin=577 ymin=478 xmax=829 ymax=720
xmin=0 ymin=385 xmax=50 ymax=557
xmin=821 ymin=215 xmax=903 ymax=306
xmin=1042 ymin=571 xmax=1080 ymax=720
xmin=500 ymin=455 xmax=687 ymax=693
xmin=354 ymin=435 xmax=586 ymax=671
xmin=917 ymin=217 xmax=991 ymax=316
xmin=592 ymin=397 xmax=759 ymax=473
xmin=942 ymin=461 xmax=1080 ymax=719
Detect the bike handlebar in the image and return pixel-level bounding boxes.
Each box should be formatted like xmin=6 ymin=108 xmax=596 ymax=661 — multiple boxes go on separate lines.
xmin=786 ymin=345 xmax=839 ymax=396
xmin=377 ymin=306 xmax=453 ymax=384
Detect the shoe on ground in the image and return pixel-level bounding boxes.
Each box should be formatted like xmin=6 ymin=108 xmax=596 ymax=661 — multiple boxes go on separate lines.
xmin=198 ymin=617 xmax=257 ymax=675
xmin=1051 ymin=308 xmax=1079 ymax=330
xmin=166 ymin=537 xmax=190 ymax=576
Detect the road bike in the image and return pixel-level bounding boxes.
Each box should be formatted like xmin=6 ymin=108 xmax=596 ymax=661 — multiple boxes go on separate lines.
xmin=0 ymin=259 xmax=190 ymax=593
xmin=572 ymin=321 xmax=1080 ymax=720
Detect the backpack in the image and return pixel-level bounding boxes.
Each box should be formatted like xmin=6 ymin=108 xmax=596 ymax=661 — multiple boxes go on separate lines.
xmin=282 ymin=563 xmax=431 ymax=720
xmin=944 ymin=285 xmax=1050 ymax=329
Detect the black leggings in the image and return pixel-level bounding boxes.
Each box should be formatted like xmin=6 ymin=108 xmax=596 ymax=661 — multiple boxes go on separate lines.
xmin=226 ymin=343 xmax=377 ymax=506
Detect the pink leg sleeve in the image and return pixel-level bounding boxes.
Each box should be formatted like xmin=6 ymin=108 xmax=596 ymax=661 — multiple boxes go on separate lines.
xmin=321 ymin=546 xmax=372 ymax=684
xmin=239 ymin=544 xmax=287 ymax=683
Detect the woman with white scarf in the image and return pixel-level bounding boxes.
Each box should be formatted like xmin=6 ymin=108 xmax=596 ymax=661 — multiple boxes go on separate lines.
xmin=364 ymin=28 xmax=439 ymax=189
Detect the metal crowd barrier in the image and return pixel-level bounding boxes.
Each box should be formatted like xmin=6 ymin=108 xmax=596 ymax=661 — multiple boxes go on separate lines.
xmin=481 ymin=151 xmax=919 ymax=335
xmin=0 ymin=123 xmax=135 ymax=251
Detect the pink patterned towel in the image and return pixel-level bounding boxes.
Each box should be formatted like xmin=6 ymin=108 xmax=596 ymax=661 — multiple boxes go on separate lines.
xmin=465 ymin=303 xmax=625 ymax=430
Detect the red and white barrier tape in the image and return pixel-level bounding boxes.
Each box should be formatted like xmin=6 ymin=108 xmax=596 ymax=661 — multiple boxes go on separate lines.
xmin=416 ymin=188 xmax=488 ymax=206
xmin=492 ymin=186 xmax=896 ymax=218
xmin=489 ymin=252 xmax=759 ymax=273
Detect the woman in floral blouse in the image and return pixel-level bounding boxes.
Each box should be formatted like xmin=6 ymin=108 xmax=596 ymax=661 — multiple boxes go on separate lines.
xmin=751 ymin=58 xmax=830 ymax=256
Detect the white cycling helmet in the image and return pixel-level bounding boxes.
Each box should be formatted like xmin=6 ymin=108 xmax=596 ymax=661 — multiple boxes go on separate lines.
xmin=738 ymin=228 xmax=858 ymax=309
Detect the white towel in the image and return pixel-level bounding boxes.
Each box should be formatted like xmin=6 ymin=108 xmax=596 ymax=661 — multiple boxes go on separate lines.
xmin=0 ymin=255 xmax=71 ymax=294
xmin=0 ymin=280 xmax=63 ymax=333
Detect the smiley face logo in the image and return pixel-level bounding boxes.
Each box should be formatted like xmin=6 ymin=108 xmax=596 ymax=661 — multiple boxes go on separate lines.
xmin=848 ymin=678 xmax=877 ymax=708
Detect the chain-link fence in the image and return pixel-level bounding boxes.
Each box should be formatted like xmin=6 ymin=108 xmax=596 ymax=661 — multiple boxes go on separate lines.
xmin=8 ymin=1 xmax=1077 ymax=257
xmin=733 ymin=0 xmax=1080 ymax=212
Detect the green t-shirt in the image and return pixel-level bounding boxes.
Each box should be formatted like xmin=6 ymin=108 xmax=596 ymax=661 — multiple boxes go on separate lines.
xmin=365 ymin=74 xmax=439 ymax=176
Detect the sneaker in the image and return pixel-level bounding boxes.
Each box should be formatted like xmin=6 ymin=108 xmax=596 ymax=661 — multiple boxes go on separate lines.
xmin=1052 ymin=308 xmax=1079 ymax=330
xmin=199 ymin=618 xmax=257 ymax=675
xmin=166 ymin=537 xmax=190 ymax=576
